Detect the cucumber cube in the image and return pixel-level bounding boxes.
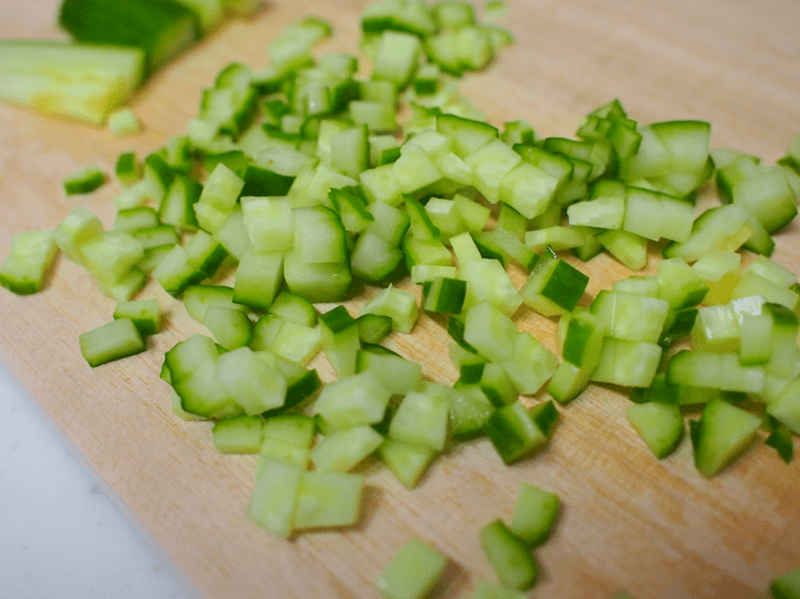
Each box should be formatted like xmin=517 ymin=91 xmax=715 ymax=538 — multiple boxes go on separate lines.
xmin=767 ymin=378 xmax=800 ymax=435
xmin=310 ymin=425 xmax=384 ymax=473
xmin=389 ymin=390 xmax=451 ymax=451
xmin=480 ymin=519 xmax=538 ymax=590
xmin=509 ymin=482 xmax=560 ymax=547
xmin=376 ymin=538 xmax=448 ymax=599
xmin=691 ymin=397 xmax=762 ymax=477
xmin=313 ymin=371 xmax=392 ymax=432
xmin=626 ymin=402 xmax=685 ymax=459
xmin=590 ymin=338 xmax=662 ymax=388
xmin=0 ymin=230 xmax=59 ymax=295
xmin=378 ymin=437 xmax=438 ymax=489
xmin=293 ymin=470 xmax=364 ymax=530
xmin=521 ymin=256 xmax=589 ymax=317
xmin=463 ymin=301 xmax=518 ymax=362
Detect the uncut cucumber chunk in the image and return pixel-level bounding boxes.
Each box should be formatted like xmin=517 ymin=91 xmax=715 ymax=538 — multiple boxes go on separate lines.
xmin=59 ymin=0 xmax=200 ymax=74
xmin=376 ymin=537 xmax=448 ymax=599
xmin=113 ymin=298 xmax=160 ymax=336
xmin=378 ymin=437 xmax=438 ymax=489
xmin=0 ymin=40 xmax=145 ymax=126
xmin=293 ymin=470 xmax=364 ymax=530
xmin=767 ymin=378 xmax=800 ymax=436
xmin=212 ymin=414 xmax=263 ymax=454
xmin=310 ymin=425 xmax=383 ymax=473
xmin=666 ymin=350 xmax=764 ymax=394
xmin=389 ymin=389 xmax=451 ymax=451
xmin=484 ymin=401 xmax=549 ymax=464
xmin=520 ymin=255 xmax=589 ymax=317
xmin=63 ymin=165 xmax=105 ymax=195
xmin=691 ymin=398 xmax=762 ymax=477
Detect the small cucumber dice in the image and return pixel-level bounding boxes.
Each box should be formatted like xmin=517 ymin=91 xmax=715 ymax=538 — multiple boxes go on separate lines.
xmin=626 ymin=402 xmax=685 ymax=459
xmin=376 ymin=538 xmax=448 ymax=599
xmin=691 ymin=397 xmax=762 ymax=477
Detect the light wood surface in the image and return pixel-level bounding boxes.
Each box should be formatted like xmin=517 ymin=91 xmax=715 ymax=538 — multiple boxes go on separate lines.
xmin=2 ymin=1 xmax=800 ymax=598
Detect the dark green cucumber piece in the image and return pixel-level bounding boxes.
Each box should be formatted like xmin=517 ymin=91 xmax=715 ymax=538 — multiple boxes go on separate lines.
xmin=59 ymin=0 xmax=200 ymax=74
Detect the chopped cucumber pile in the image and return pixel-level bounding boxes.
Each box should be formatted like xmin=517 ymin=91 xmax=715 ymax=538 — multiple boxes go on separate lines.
xmin=3 ymin=0 xmax=800 ymax=594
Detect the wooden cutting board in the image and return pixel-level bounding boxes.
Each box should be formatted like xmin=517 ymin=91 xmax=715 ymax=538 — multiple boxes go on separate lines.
xmin=2 ymin=1 xmax=800 ymax=597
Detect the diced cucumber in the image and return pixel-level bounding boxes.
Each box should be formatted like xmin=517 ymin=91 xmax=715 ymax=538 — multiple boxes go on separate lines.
xmin=356 ymin=347 xmax=423 ymax=396
xmin=500 ymin=331 xmax=558 ymax=396
xmin=626 ymin=402 xmax=685 ymax=459
xmin=690 ymin=397 xmax=762 ymax=477
xmin=379 ymin=436 xmax=438 ymax=488
xmin=113 ymin=298 xmax=160 ymax=336
xmin=448 ymin=385 xmax=495 ymax=441
xmin=216 ymin=346 xmax=286 ymax=414
xmin=232 ymin=250 xmax=284 ymax=311
xmin=590 ymin=338 xmax=662 ymax=388
xmin=212 ymin=414 xmax=263 ymax=454
xmin=108 ymin=108 xmax=142 ymax=137
xmin=204 ymin=305 xmax=252 ymax=350
xmin=590 ymin=290 xmax=668 ymax=344
xmin=293 ymin=470 xmax=364 ymax=530
xmin=372 ymin=30 xmax=422 ymax=88
xmin=485 ymin=401 xmax=549 ymax=464
xmin=509 ymin=482 xmax=560 ymax=548
xmin=376 ymin=537 xmax=448 ymax=599
xmin=310 ymin=425 xmax=383 ymax=472
xmin=360 ymin=285 xmax=420 ymax=334
xmin=0 ymin=230 xmax=59 ymax=295
xmin=480 ymin=519 xmax=538 ymax=590
xmin=767 ymin=378 xmax=800 ymax=436
xmin=463 ymin=301 xmax=518 ymax=362
xmin=78 ymin=318 xmax=146 ymax=367
xmin=262 ymin=413 xmax=317 ymax=447
xmin=520 ymin=256 xmax=589 ymax=317
xmin=63 ymin=165 xmax=105 ymax=195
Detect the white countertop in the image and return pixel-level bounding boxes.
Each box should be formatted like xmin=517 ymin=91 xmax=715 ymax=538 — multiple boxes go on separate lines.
xmin=0 ymin=359 xmax=204 ymax=599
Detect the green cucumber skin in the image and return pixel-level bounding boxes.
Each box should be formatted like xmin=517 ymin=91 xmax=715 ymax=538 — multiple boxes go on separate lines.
xmin=772 ymin=566 xmax=800 ymax=599
xmin=59 ymin=0 xmax=200 ymax=74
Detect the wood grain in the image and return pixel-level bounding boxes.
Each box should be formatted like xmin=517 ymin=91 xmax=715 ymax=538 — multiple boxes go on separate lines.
xmin=2 ymin=1 xmax=799 ymax=598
